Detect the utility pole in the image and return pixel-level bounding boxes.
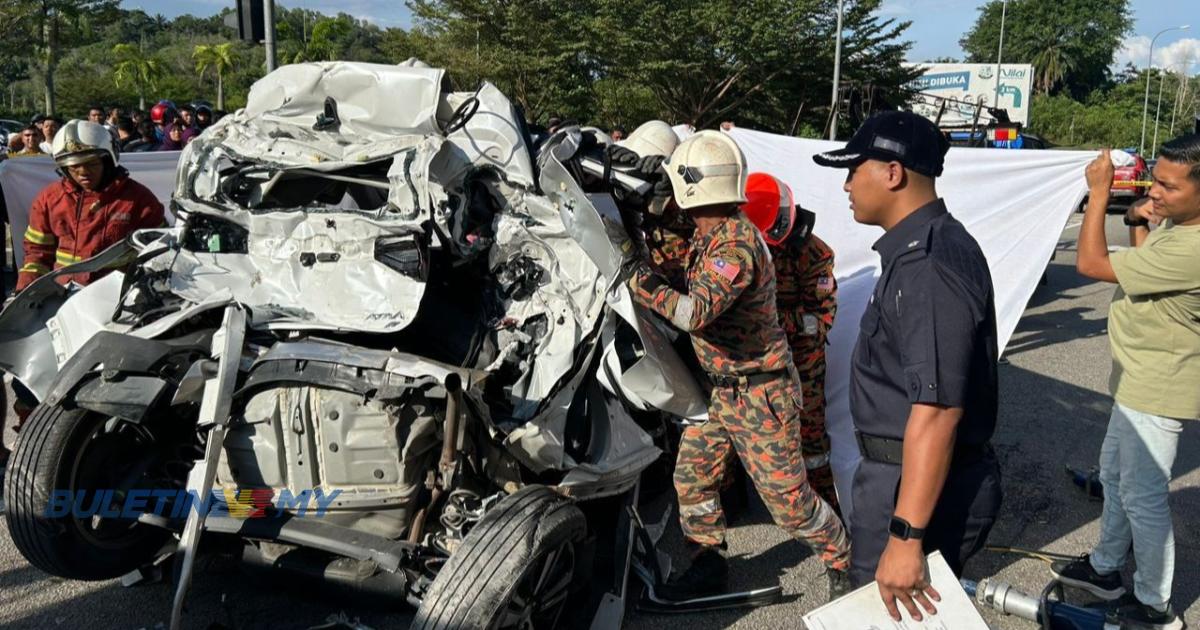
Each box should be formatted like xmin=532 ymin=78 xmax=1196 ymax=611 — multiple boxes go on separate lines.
xmin=829 ymin=0 xmax=844 ymax=141
xmin=1170 ymin=71 xmax=1182 ymax=135
xmin=993 ymin=0 xmax=1009 ymax=110
xmin=1152 ymin=70 xmax=1166 ymax=155
xmin=264 ymin=0 xmax=278 ymax=72
xmin=1169 ymin=56 xmax=1193 ymax=134
xmin=1141 ymin=25 xmax=1189 ymax=155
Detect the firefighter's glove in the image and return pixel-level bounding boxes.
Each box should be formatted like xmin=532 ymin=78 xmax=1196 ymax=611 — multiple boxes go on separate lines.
xmin=635 ymin=155 xmax=666 ymax=178
xmin=626 ymin=216 xmax=651 ymax=263
xmin=606 ymin=144 xmax=641 ymax=167
xmin=625 ymin=257 xmax=664 ymax=296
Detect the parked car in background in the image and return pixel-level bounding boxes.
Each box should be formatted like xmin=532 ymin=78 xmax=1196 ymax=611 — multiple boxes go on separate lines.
xmin=1109 ymin=151 xmax=1150 ymax=207
xmin=1077 ymin=150 xmax=1151 ymax=213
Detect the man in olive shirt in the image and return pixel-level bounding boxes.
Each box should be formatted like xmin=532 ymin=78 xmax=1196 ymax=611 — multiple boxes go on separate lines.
xmin=1055 ymin=135 xmax=1200 ymax=630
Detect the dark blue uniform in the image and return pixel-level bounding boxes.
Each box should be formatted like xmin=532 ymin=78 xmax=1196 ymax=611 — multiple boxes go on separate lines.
xmin=848 ymin=199 xmax=1003 ymax=585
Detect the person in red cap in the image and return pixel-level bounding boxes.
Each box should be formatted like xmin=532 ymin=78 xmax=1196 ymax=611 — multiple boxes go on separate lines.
xmin=742 ymin=173 xmax=841 ymax=516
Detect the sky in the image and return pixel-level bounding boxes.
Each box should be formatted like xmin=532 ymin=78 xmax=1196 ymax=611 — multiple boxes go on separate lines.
xmin=121 ymin=0 xmax=416 ymax=28
xmin=886 ymin=0 xmax=1199 ymax=73
xmin=123 ymin=0 xmax=1199 ymax=73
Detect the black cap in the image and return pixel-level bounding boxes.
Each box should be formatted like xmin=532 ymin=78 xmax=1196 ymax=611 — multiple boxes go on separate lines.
xmin=813 ymin=111 xmax=950 ymax=177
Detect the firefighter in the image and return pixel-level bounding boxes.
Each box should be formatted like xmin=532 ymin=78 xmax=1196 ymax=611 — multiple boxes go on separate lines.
xmin=627 ymin=131 xmax=850 ymax=601
xmin=607 ymin=120 xmax=690 ymax=286
xmin=741 ymin=173 xmax=841 ymax=514
xmin=16 ymin=119 xmax=165 ymax=292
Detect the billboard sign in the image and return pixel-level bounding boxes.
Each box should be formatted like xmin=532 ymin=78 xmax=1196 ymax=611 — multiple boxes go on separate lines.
xmin=905 ymin=63 xmax=1035 ymax=128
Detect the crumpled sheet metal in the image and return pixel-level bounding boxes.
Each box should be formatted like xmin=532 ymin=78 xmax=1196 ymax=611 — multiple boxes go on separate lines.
xmin=1 ymin=62 xmax=687 ymax=488
xmin=0 ymin=239 xmax=139 ymax=399
xmin=159 ymin=210 xmax=428 ymax=333
xmin=207 ymin=116 xmax=434 ymax=170
xmin=487 ymin=186 xmax=609 ymax=419
xmin=440 ymin=83 xmax=536 ymax=189
xmin=243 ymin=62 xmax=446 ymax=140
xmin=598 ymin=291 xmax=709 ymax=422
xmin=167 ymin=69 xmax=540 ymax=337
xmin=558 ymin=390 xmax=661 ymax=491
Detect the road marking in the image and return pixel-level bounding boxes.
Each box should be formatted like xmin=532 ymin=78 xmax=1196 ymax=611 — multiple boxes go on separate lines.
xmin=1064 ymin=220 xmax=1082 ymax=230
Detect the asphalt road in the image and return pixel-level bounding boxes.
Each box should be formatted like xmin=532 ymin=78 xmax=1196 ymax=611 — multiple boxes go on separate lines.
xmin=2 ymin=212 xmax=1197 ymax=630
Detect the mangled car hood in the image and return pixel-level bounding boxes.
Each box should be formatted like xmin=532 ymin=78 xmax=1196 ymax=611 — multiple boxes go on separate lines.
xmin=148 ymin=61 xmax=627 ymax=423
xmin=166 ymin=61 xmax=542 ymax=334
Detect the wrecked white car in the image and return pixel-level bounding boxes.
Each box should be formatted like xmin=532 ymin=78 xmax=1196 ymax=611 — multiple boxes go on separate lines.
xmin=0 ymin=62 xmax=746 ymax=629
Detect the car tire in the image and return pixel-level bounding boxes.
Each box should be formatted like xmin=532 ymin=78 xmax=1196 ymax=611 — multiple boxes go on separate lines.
xmin=4 ymin=403 xmax=171 ymax=580
xmin=411 ymin=485 xmax=586 ymax=630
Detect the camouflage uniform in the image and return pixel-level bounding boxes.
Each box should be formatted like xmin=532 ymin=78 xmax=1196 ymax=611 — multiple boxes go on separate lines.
xmin=771 ymin=234 xmax=840 ymax=513
xmin=630 ymin=212 xmax=849 ymax=570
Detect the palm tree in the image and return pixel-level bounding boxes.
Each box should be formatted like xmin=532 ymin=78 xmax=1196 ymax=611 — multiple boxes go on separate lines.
xmin=193 ymin=43 xmax=239 ymax=110
xmin=1031 ymin=44 xmax=1074 ymax=95
xmin=292 ymin=18 xmax=349 ymax=63
xmin=112 ymin=43 xmax=163 ymax=111
xmin=12 ymin=0 xmax=119 ymax=114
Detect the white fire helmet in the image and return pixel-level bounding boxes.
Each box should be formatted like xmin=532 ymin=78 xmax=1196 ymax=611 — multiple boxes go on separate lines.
xmin=664 ymin=130 xmax=747 ymax=210
xmin=620 ymin=120 xmax=679 ymax=158
xmin=52 ymin=119 xmax=119 ymax=168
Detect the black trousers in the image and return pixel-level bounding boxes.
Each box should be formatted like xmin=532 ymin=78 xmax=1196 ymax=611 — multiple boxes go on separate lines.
xmin=848 ymin=448 xmax=1002 ymax=586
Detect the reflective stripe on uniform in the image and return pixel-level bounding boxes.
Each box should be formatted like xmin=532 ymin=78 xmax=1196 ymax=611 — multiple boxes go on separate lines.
xmin=24 ymin=226 xmax=56 ymax=246
xmin=671 ymin=295 xmax=696 ymax=330
xmin=679 ymin=498 xmax=720 ymax=518
xmin=19 ymin=262 xmax=50 ymax=275
xmin=55 ymin=250 xmax=84 ymax=265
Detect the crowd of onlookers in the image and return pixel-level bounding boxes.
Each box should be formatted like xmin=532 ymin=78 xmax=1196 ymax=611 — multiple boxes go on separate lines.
xmin=1 ymin=100 xmax=228 ymax=159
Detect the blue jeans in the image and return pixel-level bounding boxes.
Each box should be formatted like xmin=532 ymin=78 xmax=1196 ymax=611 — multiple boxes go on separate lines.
xmin=1090 ymin=402 xmax=1183 ymax=609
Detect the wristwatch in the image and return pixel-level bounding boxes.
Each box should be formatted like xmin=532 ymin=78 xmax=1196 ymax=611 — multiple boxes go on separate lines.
xmin=1123 ymin=214 xmax=1149 ymax=227
xmin=889 ymin=516 xmax=925 ymax=541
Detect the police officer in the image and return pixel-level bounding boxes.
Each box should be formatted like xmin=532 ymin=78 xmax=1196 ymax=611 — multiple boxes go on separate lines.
xmin=742 ymin=173 xmax=841 ymax=513
xmin=813 ymin=111 xmax=1002 ymax=621
xmin=629 ymin=131 xmax=851 ymax=600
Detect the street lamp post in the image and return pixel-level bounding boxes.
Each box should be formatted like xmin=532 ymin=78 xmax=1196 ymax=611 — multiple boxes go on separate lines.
xmin=993 ymin=0 xmax=1009 ymax=111
xmin=1140 ymin=24 xmax=1190 ymax=155
xmin=264 ymin=0 xmax=278 ymax=72
xmin=829 ymin=0 xmax=844 ymax=141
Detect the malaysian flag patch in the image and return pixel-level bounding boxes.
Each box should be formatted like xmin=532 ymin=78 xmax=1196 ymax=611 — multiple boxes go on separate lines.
xmin=708 ymin=258 xmax=741 ymax=283
xmin=817 ymin=275 xmax=834 ymax=290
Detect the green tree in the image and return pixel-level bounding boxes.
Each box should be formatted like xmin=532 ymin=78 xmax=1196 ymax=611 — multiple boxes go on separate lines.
xmin=1030 ymin=42 xmax=1074 ymax=95
xmin=193 ymin=42 xmax=238 ymax=109
xmin=1028 ymin=69 xmax=1199 ymax=149
xmin=960 ymin=0 xmax=1132 ymax=99
xmin=1 ymin=0 xmax=120 ymax=114
xmin=593 ymin=0 xmax=916 ymax=133
xmin=292 ymin=16 xmax=353 ymax=62
xmin=410 ymin=0 xmax=599 ymax=123
xmin=111 ymin=42 xmax=162 ymax=110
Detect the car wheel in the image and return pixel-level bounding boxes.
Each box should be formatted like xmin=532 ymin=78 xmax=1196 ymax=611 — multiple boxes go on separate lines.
xmin=411 ymin=485 xmax=586 ymax=630
xmin=4 ymin=403 xmax=174 ymax=579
